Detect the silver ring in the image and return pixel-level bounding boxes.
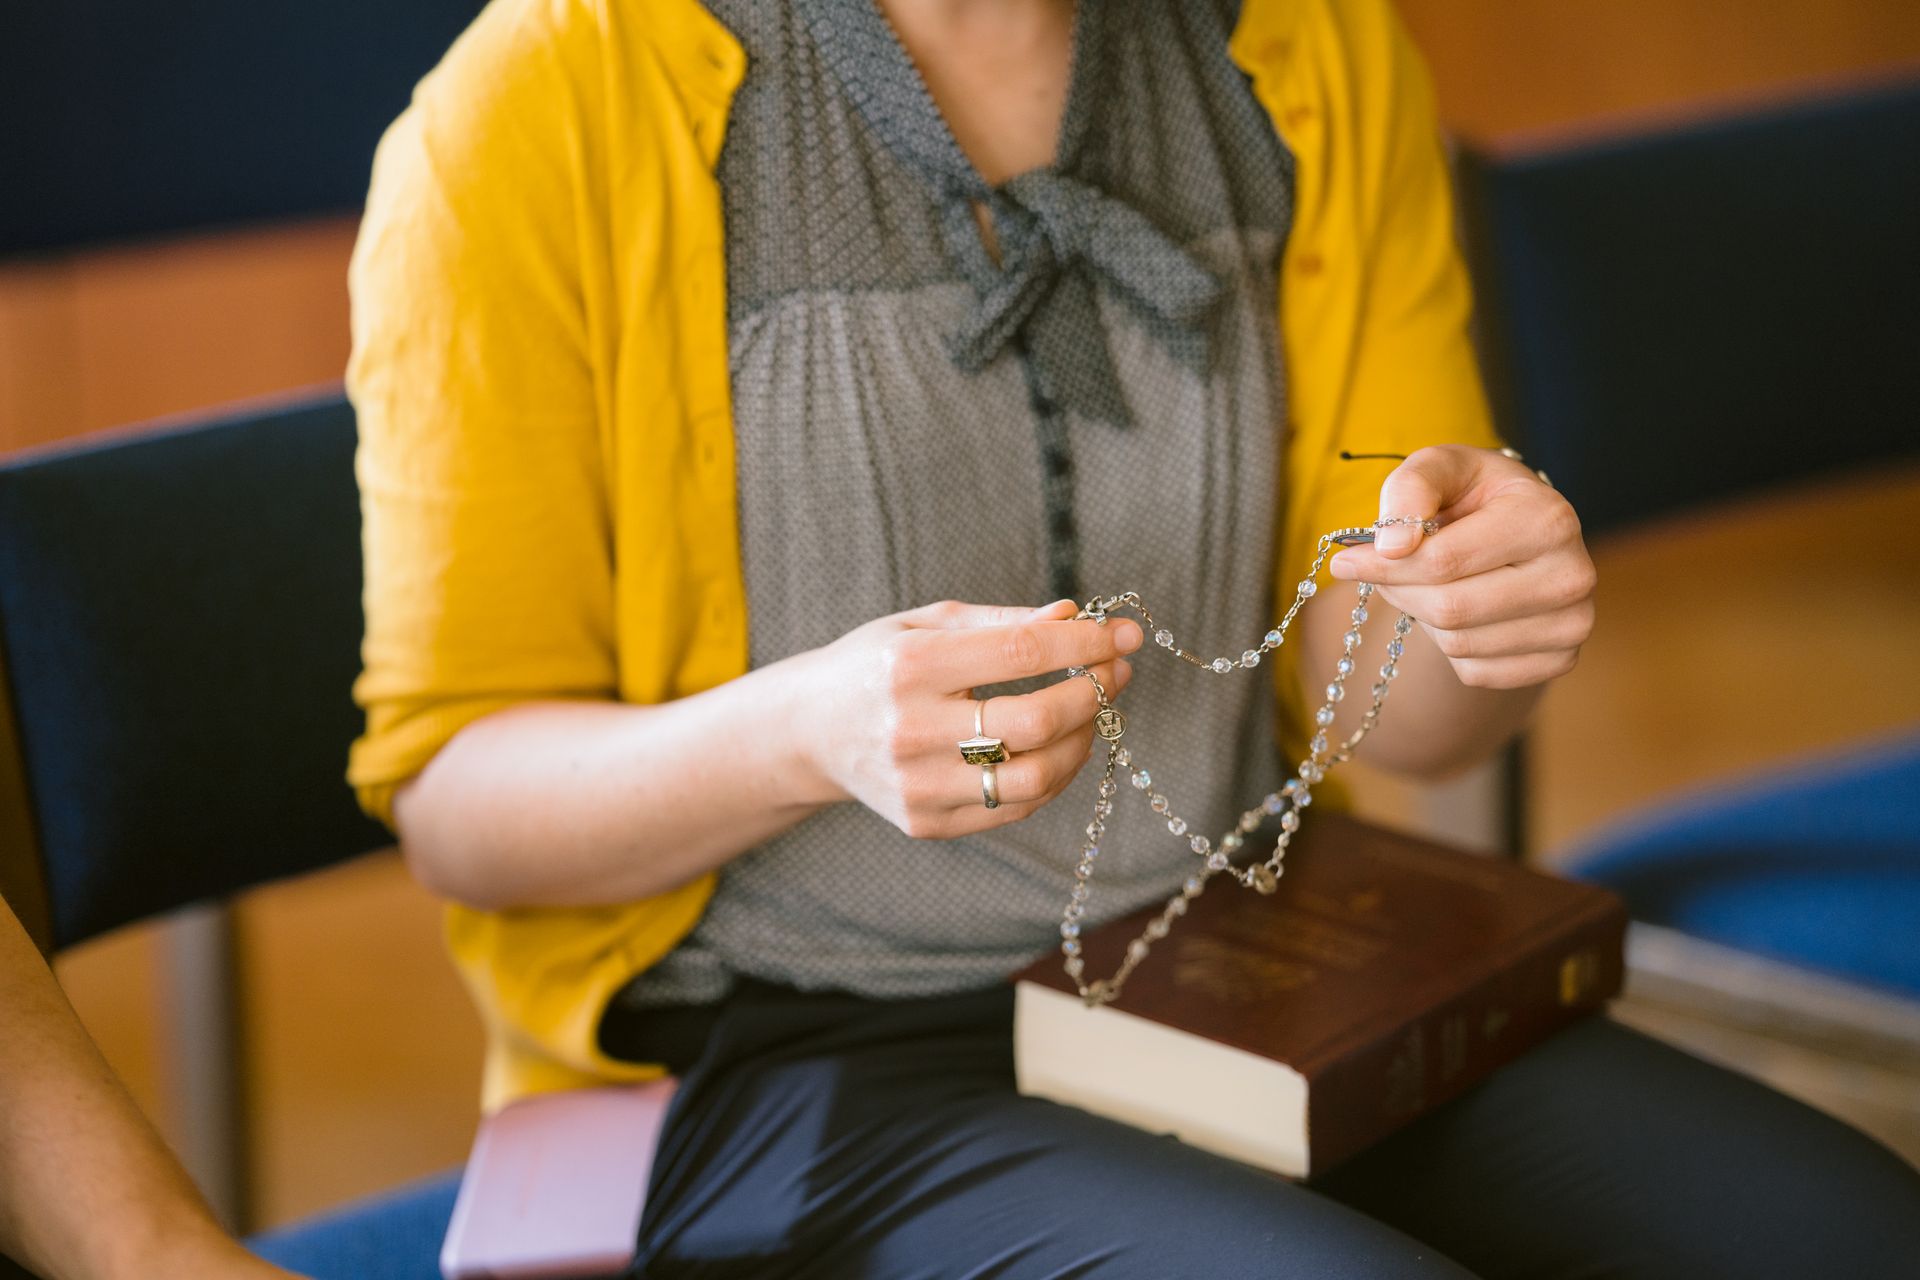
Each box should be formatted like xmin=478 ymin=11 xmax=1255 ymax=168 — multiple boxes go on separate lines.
xmin=975 ymin=697 xmax=988 ymax=739
xmin=981 ymin=763 xmax=1000 ymax=809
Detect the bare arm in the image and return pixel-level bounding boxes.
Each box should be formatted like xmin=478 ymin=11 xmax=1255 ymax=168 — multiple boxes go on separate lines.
xmin=394 ymin=599 xmax=1142 ymax=911
xmin=0 ymin=898 xmax=300 ymax=1280
xmin=1298 ymin=445 xmax=1594 ymax=781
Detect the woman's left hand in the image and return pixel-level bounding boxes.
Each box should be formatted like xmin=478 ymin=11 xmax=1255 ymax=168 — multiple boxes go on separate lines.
xmin=1327 ymin=444 xmax=1596 ymax=690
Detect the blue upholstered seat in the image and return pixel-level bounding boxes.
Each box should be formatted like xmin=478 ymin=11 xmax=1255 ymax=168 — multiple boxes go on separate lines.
xmin=248 ymin=1171 xmax=461 ymax=1280
xmin=1560 ymin=733 xmax=1920 ymax=999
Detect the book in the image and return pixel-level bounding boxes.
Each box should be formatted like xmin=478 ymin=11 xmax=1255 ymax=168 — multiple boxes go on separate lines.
xmin=440 ymin=1077 xmax=678 ymax=1279
xmin=1012 ymin=813 xmax=1627 ymax=1180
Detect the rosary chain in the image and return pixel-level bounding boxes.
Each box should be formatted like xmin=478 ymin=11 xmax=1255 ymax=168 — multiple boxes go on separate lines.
xmin=1056 ymin=527 xmax=1415 ymax=1008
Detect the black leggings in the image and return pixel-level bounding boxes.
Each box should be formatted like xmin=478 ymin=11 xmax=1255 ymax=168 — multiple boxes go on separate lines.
xmin=602 ymin=978 xmax=1920 ymax=1279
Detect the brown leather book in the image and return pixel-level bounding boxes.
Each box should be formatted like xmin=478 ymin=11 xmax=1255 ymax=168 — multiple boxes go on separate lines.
xmin=1012 ymin=813 xmax=1627 ymax=1180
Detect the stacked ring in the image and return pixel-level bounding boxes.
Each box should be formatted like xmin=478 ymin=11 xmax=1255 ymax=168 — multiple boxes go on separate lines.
xmin=958 ymin=697 xmax=1009 ymax=808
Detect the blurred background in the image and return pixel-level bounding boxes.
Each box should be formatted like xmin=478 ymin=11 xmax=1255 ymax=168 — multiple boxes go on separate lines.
xmin=1 ymin=0 xmax=1916 ymax=1241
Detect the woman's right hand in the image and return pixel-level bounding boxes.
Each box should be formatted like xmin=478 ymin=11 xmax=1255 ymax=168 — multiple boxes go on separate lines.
xmin=795 ymin=598 xmax=1143 ymax=839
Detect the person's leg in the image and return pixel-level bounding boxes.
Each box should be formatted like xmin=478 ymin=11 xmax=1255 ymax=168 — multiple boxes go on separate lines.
xmin=629 ymin=981 xmax=1479 ymax=1279
xmin=1307 ymin=1013 xmax=1920 ymax=1280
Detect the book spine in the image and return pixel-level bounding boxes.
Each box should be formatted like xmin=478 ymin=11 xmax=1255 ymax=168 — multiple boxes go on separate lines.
xmin=1303 ymin=896 xmax=1628 ymax=1178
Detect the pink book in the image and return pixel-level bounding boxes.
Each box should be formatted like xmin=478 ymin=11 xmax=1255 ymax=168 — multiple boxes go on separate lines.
xmin=440 ymin=1077 xmax=680 ymax=1279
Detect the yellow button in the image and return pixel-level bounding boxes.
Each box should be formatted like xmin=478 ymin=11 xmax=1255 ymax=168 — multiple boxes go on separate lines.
xmin=1296 ymin=252 xmax=1324 ymax=278
xmin=1259 ymin=37 xmax=1291 ymax=63
xmin=1283 ymin=105 xmax=1316 ymax=129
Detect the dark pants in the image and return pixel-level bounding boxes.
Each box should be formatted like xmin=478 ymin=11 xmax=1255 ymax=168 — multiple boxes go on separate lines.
xmin=602 ymin=978 xmax=1920 ymax=1279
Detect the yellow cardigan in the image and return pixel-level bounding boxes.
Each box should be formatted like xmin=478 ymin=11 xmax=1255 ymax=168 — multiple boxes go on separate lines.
xmin=345 ymin=0 xmax=1501 ymax=1110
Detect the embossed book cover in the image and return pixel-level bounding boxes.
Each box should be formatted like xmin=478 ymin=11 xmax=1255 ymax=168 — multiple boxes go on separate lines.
xmin=1012 ymin=813 xmax=1627 ymax=1179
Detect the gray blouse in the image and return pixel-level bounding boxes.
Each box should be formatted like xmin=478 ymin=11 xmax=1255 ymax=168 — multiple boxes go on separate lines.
xmin=612 ymin=0 xmax=1296 ymax=1009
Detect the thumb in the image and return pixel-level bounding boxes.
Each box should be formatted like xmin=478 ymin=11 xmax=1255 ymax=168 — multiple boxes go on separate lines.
xmin=1372 ymin=446 xmax=1477 ymax=557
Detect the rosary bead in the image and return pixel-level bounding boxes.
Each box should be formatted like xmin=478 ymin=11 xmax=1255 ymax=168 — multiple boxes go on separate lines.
xmin=1265 ymin=628 xmax=1282 ymax=646
xmin=1150 ymin=793 xmax=1169 ymax=813
xmin=1280 ymin=809 xmax=1300 ymax=833
xmin=1146 ymin=918 xmax=1169 ymax=940
xmin=1115 ymin=748 xmax=1131 ymax=767
xmin=1095 ymin=799 xmax=1113 ymax=819
xmin=1204 ymin=852 xmax=1227 ymax=872
xmin=1372 ymin=681 xmax=1390 ymax=699
xmin=1167 ymin=817 xmax=1188 ymax=837
xmin=1211 ymin=657 xmax=1232 ymax=674
xmin=1326 ymin=683 xmax=1345 ymax=702
xmin=1131 ymin=770 xmax=1151 ymax=790
xmin=1154 ymin=629 xmax=1175 ymax=648
xmin=1169 ymin=896 xmax=1188 ymax=916
xmin=1189 ymin=834 xmax=1210 ymax=854
xmin=1240 ymin=810 xmax=1263 ymax=831
xmin=1387 ymin=638 xmax=1404 ymax=660
xmin=1262 ymin=792 xmax=1285 ymax=815
xmin=1241 ymin=649 xmax=1261 ymax=667
xmin=1183 ymin=876 xmax=1204 ymax=897
xmin=1061 ymin=938 xmax=1081 ymax=956
xmin=1099 ymin=777 xmax=1118 ymax=798
xmin=1357 ymin=582 xmax=1375 ymax=598
xmin=1300 ymin=761 xmax=1325 ymax=783
xmin=1294 ymin=788 xmax=1312 ymax=808
xmin=1077 ymin=860 xmax=1094 ymax=877
xmin=1128 ymin=939 xmax=1151 ymax=962
xmin=1343 ymin=629 xmax=1364 ymax=649
xmin=1380 ymin=662 xmax=1397 ymax=680
xmin=1064 ymin=902 xmax=1084 ymax=920
xmin=1336 ymin=656 xmax=1354 ymax=676
xmin=1395 ymin=616 xmax=1413 ymax=636
xmin=1351 ymin=606 xmax=1369 ymax=624
xmin=1297 ymin=578 xmax=1317 ymax=598
xmin=1060 ymin=921 xmax=1081 ymax=939
xmin=1071 ymin=882 xmax=1090 ymax=902
xmin=1315 ymin=706 xmax=1336 ymax=727
xmin=1065 ymin=956 xmax=1085 ymax=977
xmin=1310 ymin=732 xmax=1328 ymax=754
xmin=1221 ymin=831 xmax=1244 ymax=851
xmin=1281 ymin=777 xmax=1302 ymax=795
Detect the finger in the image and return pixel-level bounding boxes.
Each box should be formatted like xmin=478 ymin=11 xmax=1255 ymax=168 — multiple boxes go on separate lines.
xmin=1374 ymin=553 xmax=1595 ymax=630
xmin=1422 ymin=600 xmax=1595 ymax=661
xmin=965 ymin=719 xmax=1099 ymax=808
xmin=1448 ymin=649 xmax=1581 ymax=690
xmin=1369 ymin=445 xmax=1484 ymax=557
xmin=969 ymin=658 xmax=1133 ymax=752
xmin=896 ymin=598 xmax=1078 ymax=630
xmin=912 ymin=615 xmax=1143 ymax=692
xmin=1330 ymin=485 xmax=1568 ymax=585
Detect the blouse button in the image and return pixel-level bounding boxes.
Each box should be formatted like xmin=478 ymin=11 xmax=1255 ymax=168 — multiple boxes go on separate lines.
xmin=1295 ymin=252 xmax=1324 ymax=278
xmin=1257 ymin=37 xmax=1291 ymax=63
xmin=1283 ymin=105 xmax=1316 ymax=130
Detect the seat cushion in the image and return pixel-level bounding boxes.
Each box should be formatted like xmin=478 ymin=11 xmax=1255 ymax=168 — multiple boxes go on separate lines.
xmin=1561 ymin=733 xmax=1920 ymax=998
xmin=248 ymin=1170 xmax=460 ymax=1280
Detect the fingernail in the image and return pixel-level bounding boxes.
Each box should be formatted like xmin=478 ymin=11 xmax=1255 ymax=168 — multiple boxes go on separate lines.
xmin=1117 ymin=657 xmax=1133 ymax=683
xmin=1328 ymin=551 xmax=1353 ymax=579
xmin=1115 ymin=620 xmax=1143 ymax=652
xmin=1031 ymin=598 xmax=1074 ymax=617
xmin=1375 ymin=526 xmax=1418 ymax=556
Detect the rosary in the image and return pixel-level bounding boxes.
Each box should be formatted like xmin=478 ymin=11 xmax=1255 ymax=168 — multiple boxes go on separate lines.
xmin=1052 ymin=516 xmax=1433 ymax=1008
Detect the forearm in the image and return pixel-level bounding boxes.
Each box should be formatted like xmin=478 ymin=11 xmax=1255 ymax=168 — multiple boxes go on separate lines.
xmin=0 ymin=901 xmax=291 ymax=1280
xmin=392 ymin=648 xmax=841 ymax=911
xmin=1297 ymin=587 xmax=1540 ymax=781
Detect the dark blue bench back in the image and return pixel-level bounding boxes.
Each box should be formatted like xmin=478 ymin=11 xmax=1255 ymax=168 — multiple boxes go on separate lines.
xmin=1457 ymin=78 xmax=1920 ymax=536
xmin=0 ymin=1 xmax=484 ymax=255
xmin=0 ymin=394 xmax=389 ymax=950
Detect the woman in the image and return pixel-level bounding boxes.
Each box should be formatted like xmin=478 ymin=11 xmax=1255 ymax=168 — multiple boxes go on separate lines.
xmin=344 ymin=0 xmax=1920 ymax=1274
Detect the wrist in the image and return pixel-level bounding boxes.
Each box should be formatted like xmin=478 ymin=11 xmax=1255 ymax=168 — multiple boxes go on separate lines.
xmin=756 ymin=646 xmax=847 ymax=811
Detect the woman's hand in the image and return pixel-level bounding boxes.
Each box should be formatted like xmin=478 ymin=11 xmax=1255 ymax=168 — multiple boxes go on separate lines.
xmin=1327 ymin=444 xmax=1596 ymax=690
xmin=797 ymin=598 xmax=1141 ymax=840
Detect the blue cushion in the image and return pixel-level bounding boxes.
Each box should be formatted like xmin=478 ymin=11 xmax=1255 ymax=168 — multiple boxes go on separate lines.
xmin=1560 ymin=733 xmax=1920 ymax=998
xmin=0 ymin=393 xmax=392 ymax=949
xmin=248 ymin=1170 xmax=460 ymax=1280
xmin=1456 ymin=78 xmax=1920 ymax=536
xmin=0 ymin=2 xmax=484 ymax=255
